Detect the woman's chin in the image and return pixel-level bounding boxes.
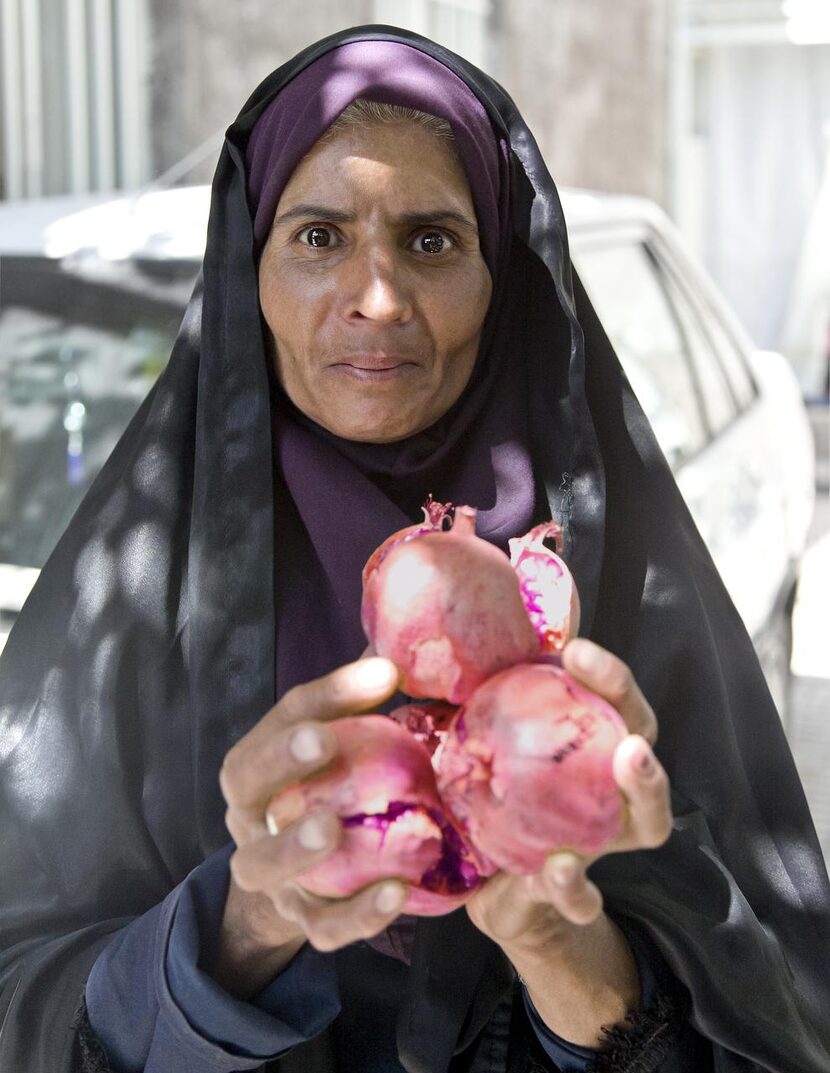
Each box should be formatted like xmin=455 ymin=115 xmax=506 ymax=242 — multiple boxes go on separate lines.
xmin=317 ymin=407 xmax=431 ymax=444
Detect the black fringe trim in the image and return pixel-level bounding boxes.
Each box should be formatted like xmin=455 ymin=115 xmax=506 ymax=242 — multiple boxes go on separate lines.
xmin=585 ymin=991 xmax=687 ymax=1073
xmin=524 ymin=1058 xmax=555 ymax=1073
xmin=522 ymin=1060 xmax=553 ymax=1073
xmin=70 ymin=997 xmax=114 ymax=1073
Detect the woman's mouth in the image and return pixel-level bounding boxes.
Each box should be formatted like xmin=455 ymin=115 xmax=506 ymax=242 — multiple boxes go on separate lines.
xmin=332 ymin=358 xmax=418 ymax=382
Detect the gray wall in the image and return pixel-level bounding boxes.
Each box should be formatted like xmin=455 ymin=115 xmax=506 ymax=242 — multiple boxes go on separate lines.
xmin=149 ymin=0 xmax=374 ymax=182
xmin=495 ymin=0 xmax=670 ymax=204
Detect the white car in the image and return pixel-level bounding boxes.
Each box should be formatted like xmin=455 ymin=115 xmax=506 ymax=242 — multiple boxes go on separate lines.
xmin=564 ymin=191 xmax=815 ymax=720
xmin=0 ymin=186 xmax=815 ymax=721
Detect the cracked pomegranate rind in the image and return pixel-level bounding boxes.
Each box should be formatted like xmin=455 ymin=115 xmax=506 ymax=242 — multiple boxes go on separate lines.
xmin=389 ymin=700 xmax=458 ymax=759
xmin=268 ymin=715 xmax=484 ymax=915
xmin=436 ymin=663 xmax=627 ymax=874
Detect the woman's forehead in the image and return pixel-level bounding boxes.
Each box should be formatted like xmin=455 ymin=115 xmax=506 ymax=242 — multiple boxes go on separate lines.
xmin=276 ymin=121 xmax=476 ymax=215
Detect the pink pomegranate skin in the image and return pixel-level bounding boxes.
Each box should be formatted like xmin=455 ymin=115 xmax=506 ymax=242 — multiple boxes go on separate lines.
xmin=508 ymin=521 xmax=580 ymax=654
xmin=362 ymin=506 xmax=539 ymax=704
xmin=435 ymin=664 xmax=627 ymax=874
xmin=361 ymin=495 xmax=453 ymax=592
xmin=268 ymin=716 xmax=483 ymax=915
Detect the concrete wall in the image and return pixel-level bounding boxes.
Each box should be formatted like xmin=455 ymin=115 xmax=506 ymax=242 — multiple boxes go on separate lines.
xmin=495 ymin=0 xmax=670 ymax=205
xmin=148 ymin=0 xmax=374 ymax=182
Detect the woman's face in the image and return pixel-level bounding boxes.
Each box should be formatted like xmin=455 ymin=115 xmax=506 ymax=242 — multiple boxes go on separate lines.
xmin=258 ymin=120 xmax=493 ymax=442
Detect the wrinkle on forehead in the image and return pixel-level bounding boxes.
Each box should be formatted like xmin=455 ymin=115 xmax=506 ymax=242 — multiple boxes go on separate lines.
xmin=277 ymin=123 xmax=476 ymax=221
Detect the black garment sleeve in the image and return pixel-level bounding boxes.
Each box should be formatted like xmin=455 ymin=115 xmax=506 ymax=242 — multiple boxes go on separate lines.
xmin=81 ymin=845 xmax=340 ymax=1072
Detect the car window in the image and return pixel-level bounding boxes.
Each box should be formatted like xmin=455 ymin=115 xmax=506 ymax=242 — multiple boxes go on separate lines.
xmin=661 ymin=269 xmax=737 ymax=437
xmin=572 ymin=241 xmax=707 ymax=470
xmin=694 ymin=297 xmax=757 ymax=411
xmin=0 ymin=255 xmax=191 ymax=570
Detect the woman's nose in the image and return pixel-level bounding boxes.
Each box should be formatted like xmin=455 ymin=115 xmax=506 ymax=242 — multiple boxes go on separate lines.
xmin=341 ymin=248 xmax=413 ymax=324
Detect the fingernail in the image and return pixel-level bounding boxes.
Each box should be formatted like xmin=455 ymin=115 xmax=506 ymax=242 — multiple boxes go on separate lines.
xmin=290 ymin=726 xmax=324 ymax=763
xmin=354 ymin=657 xmax=397 ymax=690
xmin=638 ymin=750 xmax=657 ymax=777
xmin=265 ymin=813 xmax=280 ymax=837
xmin=297 ymin=815 xmax=330 ymax=851
xmin=548 ymin=852 xmax=580 ymax=887
xmin=375 ymin=882 xmax=405 ymax=914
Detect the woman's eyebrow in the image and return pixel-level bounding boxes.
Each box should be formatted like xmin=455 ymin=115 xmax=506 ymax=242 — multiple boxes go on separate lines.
xmin=272 ymin=204 xmax=354 ymax=227
xmin=272 ymin=204 xmax=478 ymax=233
xmin=397 ymin=210 xmax=478 ymax=233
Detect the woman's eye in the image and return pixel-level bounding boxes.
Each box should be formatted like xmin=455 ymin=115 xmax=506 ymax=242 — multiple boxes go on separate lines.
xmin=413 ymin=230 xmax=453 ymax=255
xmin=298 ymin=226 xmax=336 ymax=248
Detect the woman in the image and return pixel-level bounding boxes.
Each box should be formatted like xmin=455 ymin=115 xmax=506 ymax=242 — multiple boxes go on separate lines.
xmin=0 ymin=25 xmax=828 ymax=1073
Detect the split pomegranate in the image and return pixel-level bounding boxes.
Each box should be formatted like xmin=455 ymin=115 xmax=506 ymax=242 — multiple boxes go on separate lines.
xmin=361 ymin=503 xmax=539 ymax=703
xmin=508 ymin=521 xmax=580 ymax=653
xmin=267 ymin=715 xmax=483 ymax=915
xmin=435 ymin=663 xmax=627 ymax=874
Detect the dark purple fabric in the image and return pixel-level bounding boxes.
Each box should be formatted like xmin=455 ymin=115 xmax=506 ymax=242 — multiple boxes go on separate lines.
xmin=245 ymin=40 xmax=505 ymax=272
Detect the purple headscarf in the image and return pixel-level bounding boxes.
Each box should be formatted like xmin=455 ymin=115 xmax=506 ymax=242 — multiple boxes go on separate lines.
xmin=246 ymin=41 xmax=506 ymax=272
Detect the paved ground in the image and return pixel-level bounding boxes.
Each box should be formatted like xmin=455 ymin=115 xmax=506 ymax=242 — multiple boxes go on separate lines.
xmin=788 ymin=486 xmax=830 ymax=864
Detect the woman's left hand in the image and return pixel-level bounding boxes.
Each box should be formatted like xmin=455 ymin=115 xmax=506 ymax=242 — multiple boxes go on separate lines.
xmin=463 ymin=638 xmax=672 ymax=1045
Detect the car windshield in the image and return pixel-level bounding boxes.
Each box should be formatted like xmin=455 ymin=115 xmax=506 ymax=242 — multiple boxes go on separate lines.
xmin=0 ymin=254 xmax=194 ymax=573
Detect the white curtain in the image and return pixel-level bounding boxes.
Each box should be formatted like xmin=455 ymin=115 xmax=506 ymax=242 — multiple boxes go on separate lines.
xmin=702 ymin=42 xmax=830 ymax=357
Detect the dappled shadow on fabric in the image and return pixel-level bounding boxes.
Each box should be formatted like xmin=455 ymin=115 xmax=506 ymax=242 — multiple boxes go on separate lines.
xmin=0 ymin=341 xmax=203 ymax=942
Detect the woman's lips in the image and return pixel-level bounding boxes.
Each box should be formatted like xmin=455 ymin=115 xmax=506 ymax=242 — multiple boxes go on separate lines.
xmin=332 ymin=359 xmax=418 ymax=382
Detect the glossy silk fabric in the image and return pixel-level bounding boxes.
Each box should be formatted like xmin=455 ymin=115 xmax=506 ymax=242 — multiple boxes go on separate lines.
xmin=1 ymin=24 xmax=829 ymax=1073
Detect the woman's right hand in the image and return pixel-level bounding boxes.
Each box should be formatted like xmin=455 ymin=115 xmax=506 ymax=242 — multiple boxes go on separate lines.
xmin=215 ymin=656 xmax=406 ymax=998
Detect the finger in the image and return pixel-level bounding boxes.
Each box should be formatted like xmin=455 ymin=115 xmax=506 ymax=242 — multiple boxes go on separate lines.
xmin=230 ymin=809 xmax=342 ymax=893
xmin=220 ymin=657 xmax=399 ymax=817
xmin=612 ymin=735 xmax=672 ymax=850
xmin=540 ymin=852 xmax=604 ymax=925
xmin=225 ymin=804 xmax=271 ymax=848
xmin=279 ymin=657 xmax=400 ymax=727
xmin=220 ymin=718 xmax=340 ymax=834
xmin=562 ymin=640 xmax=658 ymax=744
xmin=274 ymin=879 xmax=408 ymax=953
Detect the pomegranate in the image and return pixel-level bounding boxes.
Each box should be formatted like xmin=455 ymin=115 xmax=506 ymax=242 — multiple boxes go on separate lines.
xmin=508 ymin=521 xmax=580 ymax=653
xmin=267 ymin=715 xmax=484 ymax=915
xmin=435 ymin=663 xmax=627 ymax=874
xmin=361 ymin=503 xmax=539 ymax=703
